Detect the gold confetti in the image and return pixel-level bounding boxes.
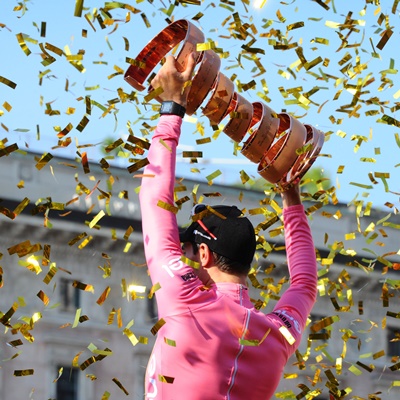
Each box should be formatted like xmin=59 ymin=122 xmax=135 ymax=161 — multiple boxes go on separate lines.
xmin=123 ymin=328 xmax=139 ymax=346
xmin=0 ymin=302 xmax=18 ymax=326
xmin=0 ymin=143 xmax=19 ymax=157
xmin=35 ymin=153 xmax=53 ymax=170
xmin=196 ymin=42 xmax=216 ymax=51
xmin=151 ymin=318 xmax=166 ymax=335
xmin=14 ymin=369 xmax=34 ymax=377
xmin=279 ymin=326 xmax=295 ymax=345
xmin=74 ymin=0 xmax=84 ymax=17
xmin=123 ymin=225 xmax=134 ymax=240
xmin=164 ymin=337 xmax=176 ymax=346
xmin=3 ymin=101 xmax=12 ymax=112
xmin=157 ymin=200 xmax=178 ymax=214
xmin=182 ymin=151 xmax=202 ymax=158
xmin=127 ymin=158 xmax=149 ymax=174
xmin=112 ymin=378 xmax=129 ymax=395
xmin=79 ymin=356 xmax=97 ymax=371
xmin=0 ymin=205 xmax=16 ymax=220
xmin=72 ymin=308 xmax=82 ymax=328
xmin=144 ymin=86 xmax=164 ymax=102
xmin=72 ymin=280 xmax=94 ymax=293
xmin=180 ymin=255 xmax=200 ymax=269
xmin=314 ymin=0 xmax=330 ymax=10
xmin=158 ymin=375 xmax=175 ymax=384
xmin=125 ymin=57 xmax=145 ymax=69
xmin=96 ymin=286 xmax=111 ymax=305
xmin=376 ymin=29 xmax=393 ymax=50
xmin=89 ymin=210 xmax=105 ymax=228
xmin=0 ymin=76 xmax=17 ymax=89
xmin=76 ymin=115 xmax=90 ymax=132
xmin=287 ymin=21 xmax=304 ymax=31
xmin=205 ymin=169 xmax=222 ymax=182
xmin=37 ymin=290 xmax=50 ymax=306
xmin=16 ymin=33 xmax=31 ymax=56
xmin=8 ymin=241 xmax=42 ymax=258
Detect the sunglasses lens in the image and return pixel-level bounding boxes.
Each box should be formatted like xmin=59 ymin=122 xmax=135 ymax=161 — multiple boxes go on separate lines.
xmin=191 ymin=204 xmax=207 ymax=216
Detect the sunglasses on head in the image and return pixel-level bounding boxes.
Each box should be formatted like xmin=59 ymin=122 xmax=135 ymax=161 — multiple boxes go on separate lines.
xmin=191 ymin=203 xmax=207 ymax=216
xmin=190 ymin=203 xmax=218 ymax=240
xmin=191 ymin=204 xmax=228 ymax=219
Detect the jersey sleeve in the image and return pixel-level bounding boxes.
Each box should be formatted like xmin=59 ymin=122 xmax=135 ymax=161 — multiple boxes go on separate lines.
xmin=139 ymin=116 xmax=207 ymax=317
xmin=272 ymin=204 xmax=317 ymax=339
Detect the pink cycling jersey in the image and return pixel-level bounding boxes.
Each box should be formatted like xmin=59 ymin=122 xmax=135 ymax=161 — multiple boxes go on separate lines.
xmin=139 ymin=115 xmax=317 ymax=400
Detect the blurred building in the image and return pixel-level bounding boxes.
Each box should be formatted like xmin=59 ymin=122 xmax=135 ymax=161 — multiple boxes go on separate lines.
xmin=0 ymin=151 xmax=399 ymax=399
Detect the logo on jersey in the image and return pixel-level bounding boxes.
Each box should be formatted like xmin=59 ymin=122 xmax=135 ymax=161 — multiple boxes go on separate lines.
xmin=273 ymin=309 xmax=301 ymax=334
xmin=181 ymin=271 xmax=196 ymax=281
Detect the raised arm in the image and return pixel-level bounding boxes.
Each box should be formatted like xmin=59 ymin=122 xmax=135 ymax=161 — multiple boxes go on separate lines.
xmin=139 ymin=55 xmax=198 ymax=316
xmin=273 ymin=185 xmax=318 ymax=335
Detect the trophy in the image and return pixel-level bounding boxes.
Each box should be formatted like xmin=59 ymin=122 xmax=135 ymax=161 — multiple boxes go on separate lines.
xmin=124 ymin=19 xmax=324 ymax=190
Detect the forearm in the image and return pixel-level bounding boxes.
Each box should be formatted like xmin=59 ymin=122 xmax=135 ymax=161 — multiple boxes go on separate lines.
xmin=139 ymin=116 xmax=183 ymax=261
xmin=140 ymin=116 xmax=181 ymax=202
xmin=140 ymin=53 xmax=195 ymax=244
xmin=274 ymin=205 xmax=317 ymax=329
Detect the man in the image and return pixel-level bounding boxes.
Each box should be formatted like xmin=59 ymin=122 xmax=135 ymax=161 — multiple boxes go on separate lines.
xmin=138 ymin=53 xmax=317 ymax=399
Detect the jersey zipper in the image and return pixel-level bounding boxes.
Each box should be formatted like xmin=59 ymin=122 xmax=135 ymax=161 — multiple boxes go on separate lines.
xmin=226 ymin=308 xmax=251 ymax=399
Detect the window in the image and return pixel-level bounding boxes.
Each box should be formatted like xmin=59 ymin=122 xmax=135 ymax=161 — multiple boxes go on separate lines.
xmin=387 ymin=326 xmax=400 ymax=358
xmin=60 ymin=278 xmax=80 ymax=311
xmin=56 ymin=366 xmax=78 ymax=400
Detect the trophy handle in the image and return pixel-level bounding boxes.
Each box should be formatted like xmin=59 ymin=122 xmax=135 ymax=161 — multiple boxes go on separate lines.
xmin=124 ymin=19 xmax=204 ymax=91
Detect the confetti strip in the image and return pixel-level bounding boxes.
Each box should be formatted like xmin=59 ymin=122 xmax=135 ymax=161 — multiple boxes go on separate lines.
xmin=151 ymin=318 xmax=166 ymax=335
xmin=76 ymin=115 xmax=90 ymax=132
xmin=35 ymin=153 xmax=53 ymax=170
xmin=14 ymin=369 xmax=34 ymax=377
xmin=96 ymin=286 xmax=111 ymax=305
xmin=112 ymin=378 xmax=129 ymax=395
xmin=89 ymin=210 xmax=105 ymax=228
xmin=205 ymin=169 xmax=222 ymax=183
xmin=182 ymin=151 xmax=203 ymax=158
xmin=72 ymin=280 xmax=94 ymax=293
xmin=123 ymin=328 xmax=139 ymax=346
xmin=37 ymin=290 xmax=50 ymax=306
xmin=0 ymin=76 xmax=17 ymax=89
xmin=180 ymin=255 xmax=200 ymax=269
xmin=16 ymin=33 xmax=31 ymax=56
xmin=0 ymin=143 xmax=19 ymax=157
xmin=158 ymin=374 xmax=175 ymax=384
xmin=127 ymin=158 xmax=149 ymax=174
xmin=157 ymin=200 xmax=178 ymax=215
xmin=164 ymin=337 xmax=176 ymax=347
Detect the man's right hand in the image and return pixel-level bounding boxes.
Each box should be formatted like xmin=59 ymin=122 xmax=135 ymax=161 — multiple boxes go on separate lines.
xmin=150 ymin=53 xmax=197 ymax=109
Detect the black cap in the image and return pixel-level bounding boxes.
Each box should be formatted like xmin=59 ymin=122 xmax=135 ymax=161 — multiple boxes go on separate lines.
xmin=179 ymin=205 xmax=256 ymax=267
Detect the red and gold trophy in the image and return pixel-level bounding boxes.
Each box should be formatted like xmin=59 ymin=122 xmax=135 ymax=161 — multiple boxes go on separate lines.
xmin=124 ymin=20 xmax=324 ymax=190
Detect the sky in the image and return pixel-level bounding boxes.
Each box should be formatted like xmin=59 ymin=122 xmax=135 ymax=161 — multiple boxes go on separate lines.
xmin=1 ymin=0 xmax=400 ymax=211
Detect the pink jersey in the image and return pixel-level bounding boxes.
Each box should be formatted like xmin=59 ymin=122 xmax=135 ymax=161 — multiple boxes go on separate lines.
xmin=139 ymin=115 xmax=317 ymax=400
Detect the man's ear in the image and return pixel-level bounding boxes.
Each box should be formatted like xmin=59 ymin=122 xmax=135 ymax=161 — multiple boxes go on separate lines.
xmin=198 ymin=243 xmax=213 ymax=268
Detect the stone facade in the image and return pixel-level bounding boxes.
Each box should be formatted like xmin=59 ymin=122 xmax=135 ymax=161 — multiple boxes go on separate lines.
xmin=0 ymin=151 xmax=399 ymax=399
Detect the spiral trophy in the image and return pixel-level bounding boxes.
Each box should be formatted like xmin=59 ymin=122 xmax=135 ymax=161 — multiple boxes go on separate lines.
xmin=124 ymin=19 xmax=324 ymax=189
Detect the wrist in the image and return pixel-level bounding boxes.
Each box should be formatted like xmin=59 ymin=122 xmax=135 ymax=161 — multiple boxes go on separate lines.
xmin=280 ymin=186 xmax=301 ymax=208
xmin=160 ymin=101 xmax=186 ymax=118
